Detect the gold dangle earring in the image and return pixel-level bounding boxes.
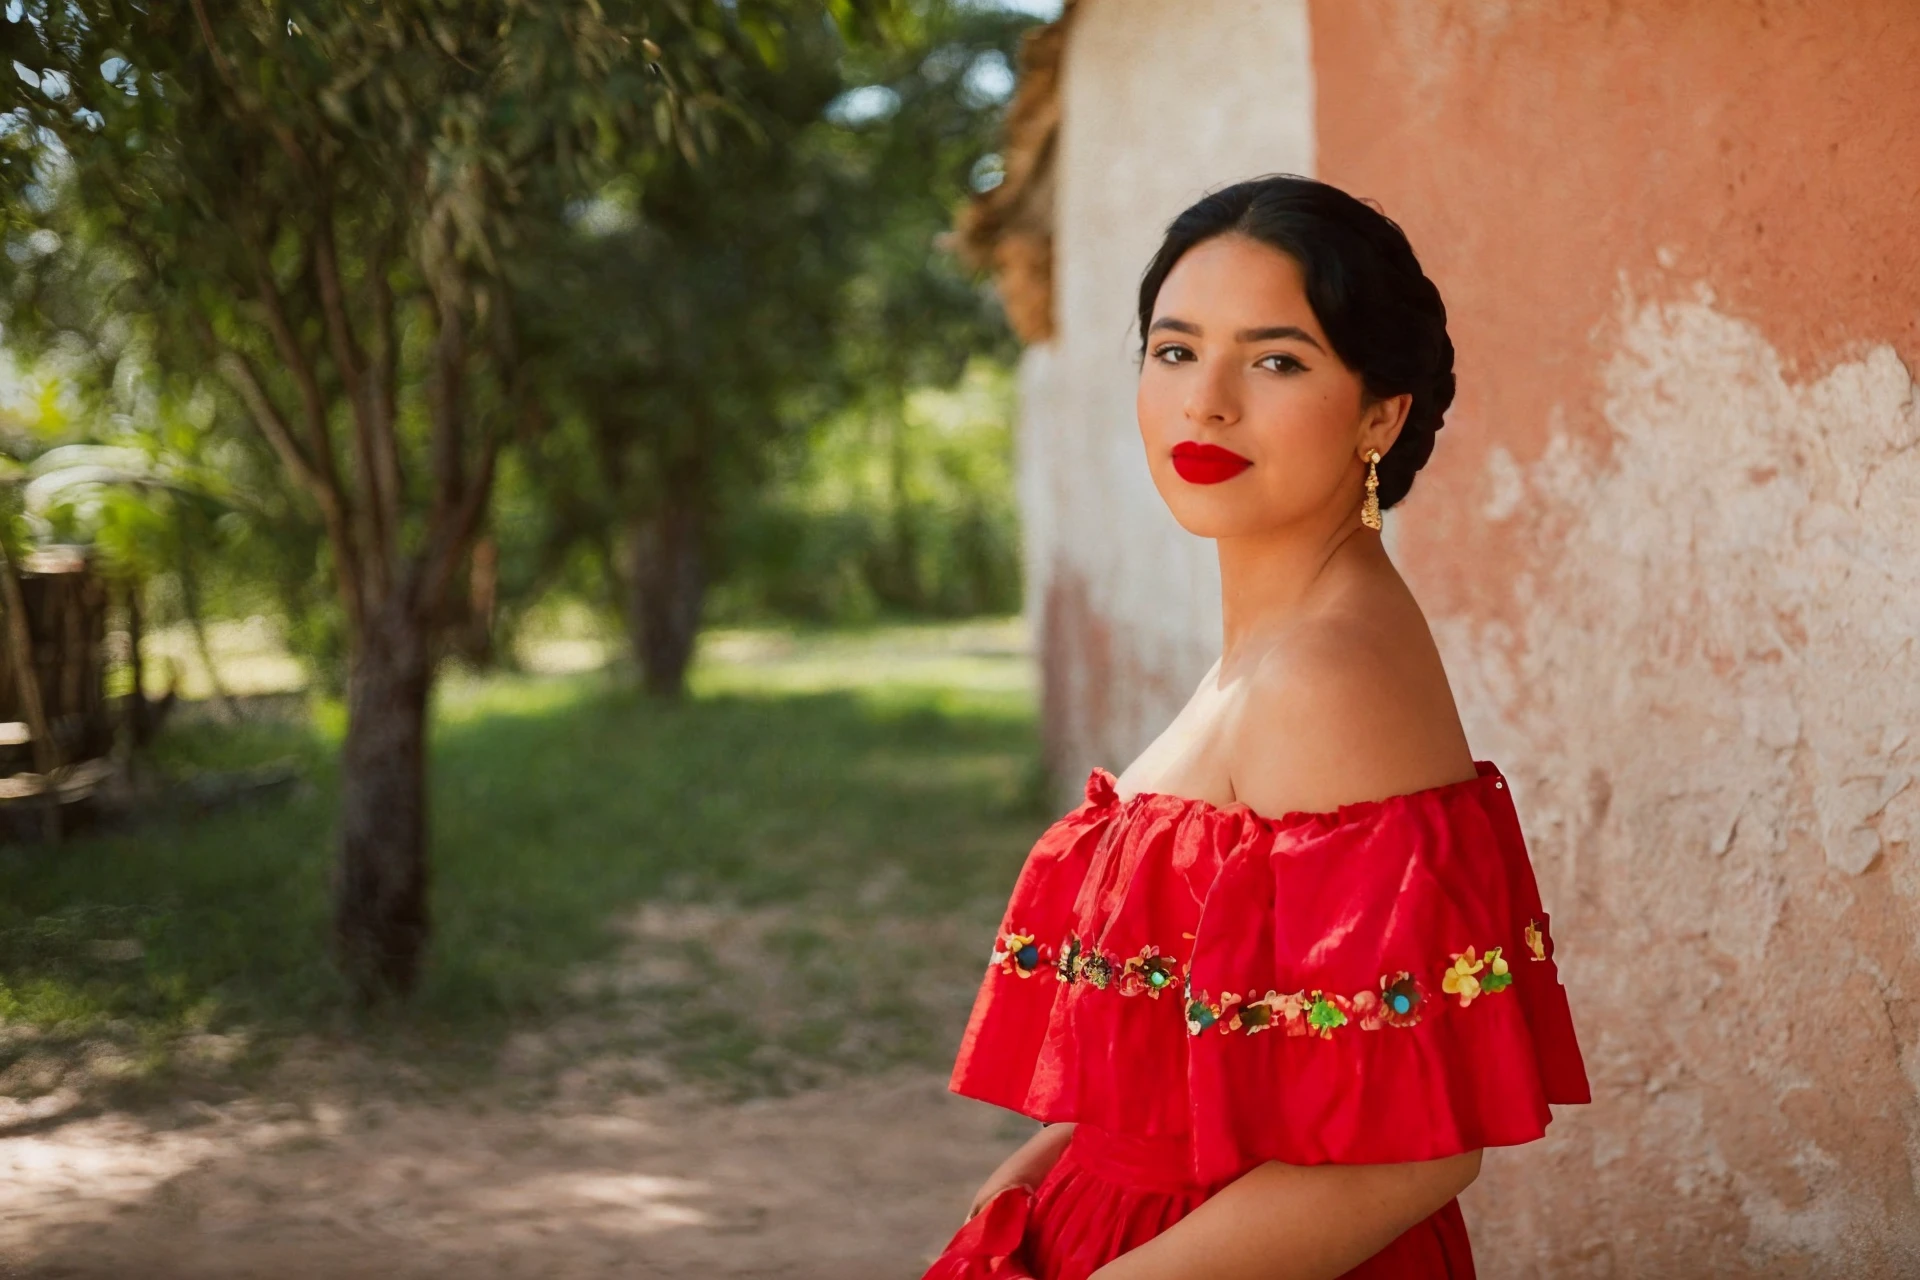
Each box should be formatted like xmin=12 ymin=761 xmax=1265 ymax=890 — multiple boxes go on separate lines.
xmin=1360 ymin=449 xmax=1382 ymax=530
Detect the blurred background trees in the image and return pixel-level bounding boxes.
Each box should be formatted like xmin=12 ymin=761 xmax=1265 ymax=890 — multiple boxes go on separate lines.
xmin=503 ymin=0 xmax=1029 ymax=697
xmin=0 ymin=0 xmax=1035 ymax=994
xmin=507 ymin=13 xmax=856 ymax=698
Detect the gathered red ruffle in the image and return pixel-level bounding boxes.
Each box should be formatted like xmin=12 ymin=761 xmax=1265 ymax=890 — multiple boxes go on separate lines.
xmin=924 ymin=760 xmax=1588 ymax=1277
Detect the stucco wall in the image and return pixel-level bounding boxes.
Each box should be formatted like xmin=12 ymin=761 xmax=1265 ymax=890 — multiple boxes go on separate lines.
xmin=1023 ymin=0 xmax=1920 ymax=1273
xmin=1021 ymin=0 xmax=1314 ymax=799
xmin=1308 ymin=3 xmax=1920 ymax=1275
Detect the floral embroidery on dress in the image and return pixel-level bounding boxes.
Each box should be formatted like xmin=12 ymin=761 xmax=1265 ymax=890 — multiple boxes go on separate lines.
xmin=990 ymin=928 xmax=1048 ymax=977
xmin=1442 ymin=945 xmax=1512 ymax=1007
xmin=1184 ymin=982 xmax=1241 ymax=1035
xmin=1181 ymin=964 xmax=1461 ymax=1039
xmin=1269 ymin=990 xmax=1313 ymax=1035
xmin=1054 ymin=933 xmax=1081 ymax=983
xmin=1051 ymin=932 xmax=1180 ymax=996
xmin=1305 ymin=991 xmax=1352 ymax=1038
xmin=1230 ymin=993 xmax=1274 ymax=1033
xmin=1355 ymin=971 xmax=1426 ymax=1029
xmin=1002 ymin=927 xmax=1527 ymax=1033
xmin=1235 ymin=989 xmax=1308 ymax=1036
xmin=1117 ymin=944 xmax=1181 ymax=998
xmin=1186 ymin=981 xmax=1372 ymax=1039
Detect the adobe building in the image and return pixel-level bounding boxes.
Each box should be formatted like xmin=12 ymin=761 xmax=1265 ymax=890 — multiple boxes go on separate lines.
xmin=961 ymin=2 xmax=1920 ymax=1275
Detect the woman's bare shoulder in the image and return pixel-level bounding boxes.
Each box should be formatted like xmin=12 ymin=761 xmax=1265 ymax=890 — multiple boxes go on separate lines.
xmin=1222 ymin=606 xmax=1475 ymax=819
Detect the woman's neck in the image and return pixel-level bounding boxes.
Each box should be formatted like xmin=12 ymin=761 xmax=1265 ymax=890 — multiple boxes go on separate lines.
xmin=1216 ymin=518 xmax=1380 ymax=667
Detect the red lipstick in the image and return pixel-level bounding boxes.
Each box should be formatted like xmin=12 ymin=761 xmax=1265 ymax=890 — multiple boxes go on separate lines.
xmin=1170 ymin=441 xmax=1253 ymax=484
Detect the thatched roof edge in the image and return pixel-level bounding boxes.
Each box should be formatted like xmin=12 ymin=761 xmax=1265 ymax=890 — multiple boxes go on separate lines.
xmin=949 ymin=0 xmax=1076 ymax=344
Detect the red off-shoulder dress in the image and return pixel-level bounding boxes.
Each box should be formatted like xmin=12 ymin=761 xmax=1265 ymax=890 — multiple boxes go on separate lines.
xmin=920 ymin=761 xmax=1589 ymax=1280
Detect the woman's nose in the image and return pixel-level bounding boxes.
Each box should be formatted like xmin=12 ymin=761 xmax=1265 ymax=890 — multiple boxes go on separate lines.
xmin=1184 ymin=361 xmax=1240 ymax=426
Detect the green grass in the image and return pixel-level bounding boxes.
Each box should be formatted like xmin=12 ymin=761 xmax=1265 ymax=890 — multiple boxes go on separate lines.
xmin=0 ymin=618 xmax=1046 ymax=1105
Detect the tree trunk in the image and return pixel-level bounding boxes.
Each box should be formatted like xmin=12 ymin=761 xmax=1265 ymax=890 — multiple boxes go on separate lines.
xmin=333 ymin=600 xmax=432 ymax=1001
xmin=461 ymin=534 xmax=499 ymax=667
xmin=617 ymin=493 xmax=705 ymax=699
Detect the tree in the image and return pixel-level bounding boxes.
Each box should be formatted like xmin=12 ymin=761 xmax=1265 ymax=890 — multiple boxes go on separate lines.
xmin=514 ymin=18 xmax=854 ymax=696
xmin=505 ymin=0 xmax=1032 ymax=693
xmin=753 ymin=0 xmax=1028 ymax=618
xmin=0 ymin=0 xmax=879 ymax=999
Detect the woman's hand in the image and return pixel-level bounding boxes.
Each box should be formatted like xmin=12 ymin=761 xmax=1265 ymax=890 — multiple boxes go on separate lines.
xmin=965 ymin=1122 xmax=1076 ymax=1220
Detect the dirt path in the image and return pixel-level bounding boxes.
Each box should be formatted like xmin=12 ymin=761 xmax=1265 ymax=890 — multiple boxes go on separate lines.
xmin=0 ymin=1067 xmax=1032 ymax=1278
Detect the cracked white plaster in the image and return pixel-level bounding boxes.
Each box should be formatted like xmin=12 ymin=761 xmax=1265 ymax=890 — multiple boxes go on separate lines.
xmin=1449 ymin=292 xmax=1920 ymax=885
xmin=1440 ymin=292 xmax=1920 ymax=1274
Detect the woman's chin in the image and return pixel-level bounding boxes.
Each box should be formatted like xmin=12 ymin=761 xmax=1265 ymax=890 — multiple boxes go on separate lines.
xmin=1153 ymin=489 xmax=1293 ymax=541
xmin=1160 ymin=508 xmax=1267 ymax=541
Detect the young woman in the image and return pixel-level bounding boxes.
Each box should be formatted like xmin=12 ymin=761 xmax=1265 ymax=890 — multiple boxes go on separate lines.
xmin=919 ymin=175 xmax=1589 ymax=1280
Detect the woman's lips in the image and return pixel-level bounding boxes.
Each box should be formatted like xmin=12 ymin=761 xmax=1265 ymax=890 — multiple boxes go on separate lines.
xmin=1170 ymin=441 xmax=1253 ymax=484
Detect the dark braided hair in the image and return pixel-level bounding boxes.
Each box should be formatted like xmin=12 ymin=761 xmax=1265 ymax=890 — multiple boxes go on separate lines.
xmin=1135 ymin=175 xmax=1455 ymax=511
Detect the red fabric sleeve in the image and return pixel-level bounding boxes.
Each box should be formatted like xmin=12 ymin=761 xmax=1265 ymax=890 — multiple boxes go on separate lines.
xmin=945 ymin=762 xmax=1590 ymax=1187
xmin=1182 ymin=766 xmax=1590 ymax=1182
xmin=945 ymin=771 xmax=1116 ymax=1116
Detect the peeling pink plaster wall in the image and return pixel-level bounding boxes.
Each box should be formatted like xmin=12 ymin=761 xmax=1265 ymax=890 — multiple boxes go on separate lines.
xmin=1310 ymin=2 xmax=1920 ymax=1274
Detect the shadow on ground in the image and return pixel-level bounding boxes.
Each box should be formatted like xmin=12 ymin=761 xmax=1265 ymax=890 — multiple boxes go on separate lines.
xmin=0 ymin=1067 xmax=1040 ymax=1278
xmin=0 ymin=621 xmax=1050 ymax=1276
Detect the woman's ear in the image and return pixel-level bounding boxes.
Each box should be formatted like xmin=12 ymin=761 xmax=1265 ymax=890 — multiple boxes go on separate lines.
xmin=1360 ymin=391 xmax=1413 ymax=459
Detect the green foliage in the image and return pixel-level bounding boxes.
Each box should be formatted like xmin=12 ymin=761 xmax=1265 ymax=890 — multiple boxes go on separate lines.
xmin=4 ymin=0 xmax=1031 ymax=676
xmin=1 ymin=0 xmax=886 ymax=656
xmin=765 ymin=0 xmax=1035 ymax=622
xmin=502 ymin=12 xmax=858 ymax=631
xmin=715 ymin=357 xmax=1021 ymax=621
xmin=500 ymin=0 xmax=1035 ymax=652
xmin=822 ymin=0 xmax=1028 ymax=392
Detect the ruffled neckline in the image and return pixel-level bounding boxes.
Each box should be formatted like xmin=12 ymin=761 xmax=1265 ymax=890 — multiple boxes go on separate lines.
xmin=1081 ymin=759 xmax=1507 ymax=831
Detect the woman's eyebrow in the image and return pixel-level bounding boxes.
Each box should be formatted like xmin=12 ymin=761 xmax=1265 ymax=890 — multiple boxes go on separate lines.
xmin=1145 ymin=317 xmax=1327 ymax=353
xmin=1235 ymin=324 xmax=1325 ymax=352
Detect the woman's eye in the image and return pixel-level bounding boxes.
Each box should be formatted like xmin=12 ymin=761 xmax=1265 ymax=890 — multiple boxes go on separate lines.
xmin=1150 ymin=344 xmax=1193 ymax=364
xmin=1258 ymin=353 xmax=1306 ymax=374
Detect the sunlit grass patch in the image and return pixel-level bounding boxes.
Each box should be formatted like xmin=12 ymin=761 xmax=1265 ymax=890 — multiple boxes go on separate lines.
xmin=0 ymin=618 xmax=1044 ymax=1105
